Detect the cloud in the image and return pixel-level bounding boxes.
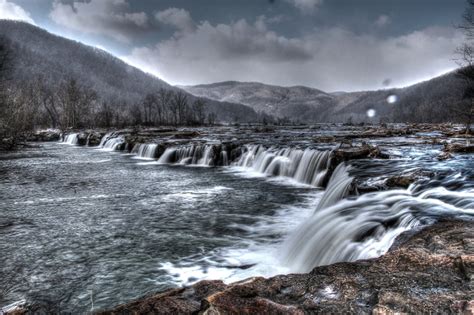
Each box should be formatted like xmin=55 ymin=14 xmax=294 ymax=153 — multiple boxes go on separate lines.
xmin=0 ymin=0 xmax=35 ymax=24
xmin=49 ymin=0 xmax=152 ymax=42
xmin=156 ymin=8 xmax=195 ymax=32
xmin=123 ymin=11 xmax=462 ymax=92
xmin=375 ymin=15 xmax=391 ymax=27
xmin=285 ymin=0 xmax=322 ymax=13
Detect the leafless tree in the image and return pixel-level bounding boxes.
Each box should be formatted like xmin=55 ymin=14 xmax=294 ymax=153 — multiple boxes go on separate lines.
xmin=56 ymin=79 xmax=97 ymax=128
xmin=456 ymin=0 xmax=474 ymax=133
xmin=192 ymin=99 xmax=207 ymax=125
xmin=169 ymin=91 xmax=188 ymax=126
xmin=156 ymin=88 xmax=172 ymax=125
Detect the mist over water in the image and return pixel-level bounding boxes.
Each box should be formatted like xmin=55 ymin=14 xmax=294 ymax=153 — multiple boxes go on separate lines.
xmin=1 ymin=136 xmax=473 ymax=313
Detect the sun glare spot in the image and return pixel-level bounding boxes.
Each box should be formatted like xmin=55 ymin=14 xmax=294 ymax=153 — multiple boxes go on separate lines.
xmin=387 ymin=95 xmax=398 ymax=104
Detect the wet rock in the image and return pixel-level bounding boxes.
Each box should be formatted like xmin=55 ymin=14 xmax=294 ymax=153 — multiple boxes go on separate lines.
xmin=86 ymin=131 xmax=104 ymax=146
xmin=444 ymin=143 xmax=474 ymax=154
xmin=26 ymin=129 xmax=61 ymax=142
xmin=323 ymin=144 xmax=388 ymax=187
xmin=0 ymin=137 xmax=16 ymax=150
xmin=95 ymin=280 xmax=227 ymax=315
xmin=92 ymin=220 xmax=473 ymax=315
xmin=385 ymin=170 xmax=432 ymax=188
xmin=170 ymin=131 xmax=200 ymax=139
xmin=253 ymin=126 xmax=275 ymax=133
xmin=437 ymin=151 xmax=453 ymax=161
xmin=385 ymin=175 xmax=417 ymax=188
xmin=313 ymin=136 xmax=336 ymax=143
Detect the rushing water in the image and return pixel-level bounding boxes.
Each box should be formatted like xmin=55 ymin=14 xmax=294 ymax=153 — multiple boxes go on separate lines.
xmin=1 ymin=136 xmax=473 ymax=313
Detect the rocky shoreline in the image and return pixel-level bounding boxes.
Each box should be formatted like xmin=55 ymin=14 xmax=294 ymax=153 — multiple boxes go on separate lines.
xmin=95 ymin=219 xmax=473 ymax=314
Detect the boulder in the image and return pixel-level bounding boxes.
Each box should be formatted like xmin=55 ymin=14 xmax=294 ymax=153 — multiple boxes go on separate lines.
xmin=444 ymin=143 xmax=474 ymax=154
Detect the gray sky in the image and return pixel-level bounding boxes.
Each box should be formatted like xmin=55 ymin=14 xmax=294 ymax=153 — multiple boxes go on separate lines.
xmin=0 ymin=0 xmax=467 ymax=91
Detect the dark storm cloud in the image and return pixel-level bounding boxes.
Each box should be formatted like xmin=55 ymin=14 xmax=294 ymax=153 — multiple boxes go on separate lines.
xmin=2 ymin=0 xmax=468 ymax=91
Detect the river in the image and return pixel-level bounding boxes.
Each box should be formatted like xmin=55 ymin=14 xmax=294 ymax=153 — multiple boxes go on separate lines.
xmin=1 ymin=132 xmax=473 ymax=313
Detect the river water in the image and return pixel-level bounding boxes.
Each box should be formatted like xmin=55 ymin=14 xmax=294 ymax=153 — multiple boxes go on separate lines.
xmin=1 ymin=138 xmax=473 ymax=313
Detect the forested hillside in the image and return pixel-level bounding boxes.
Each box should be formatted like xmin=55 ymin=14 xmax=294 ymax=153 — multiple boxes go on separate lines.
xmin=0 ymin=20 xmax=258 ymax=131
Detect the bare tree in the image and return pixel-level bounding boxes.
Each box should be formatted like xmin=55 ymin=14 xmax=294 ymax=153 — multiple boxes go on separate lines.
xmin=192 ymin=99 xmax=207 ymax=125
xmin=97 ymin=101 xmax=114 ymax=128
xmin=142 ymin=93 xmax=156 ymax=126
xmin=170 ymin=91 xmax=188 ymax=126
xmin=456 ymin=0 xmax=474 ymax=134
xmin=57 ymin=78 xmax=97 ymax=128
xmin=157 ymin=88 xmax=173 ymax=125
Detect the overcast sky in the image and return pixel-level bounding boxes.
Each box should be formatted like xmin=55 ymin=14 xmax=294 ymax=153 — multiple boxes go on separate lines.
xmin=0 ymin=0 xmax=467 ymax=91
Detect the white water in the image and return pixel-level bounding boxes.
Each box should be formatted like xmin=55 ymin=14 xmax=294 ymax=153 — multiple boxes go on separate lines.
xmin=99 ymin=137 xmax=334 ymax=187
xmin=136 ymin=144 xmax=159 ymax=160
xmin=316 ymin=163 xmax=355 ymax=211
xmin=63 ymin=133 xmax=79 ymax=145
xmin=156 ymin=145 xmax=223 ymax=166
xmin=280 ymin=174 xmax=474 ymax=273
xmin=236 ymin=145 xmax=331 ymax=187
xmin=99 ymin=132 xmax=124 ymax=151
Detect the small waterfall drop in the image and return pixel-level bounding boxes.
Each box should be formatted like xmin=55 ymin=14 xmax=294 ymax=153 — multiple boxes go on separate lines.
xmin=136 ymin=144 xmax=159 ymax=159
xmin=155 ymin=144 xmax=226 ymax=166
xmin=236 ymin=145 xmax=331 ymax=187
xmin=315 ymin=163 xmax=355 ymax=211
xmin=99 ymin=132 xmax=124 ymax=151
xmin=63 ymin=133 xmax=79 ymax=145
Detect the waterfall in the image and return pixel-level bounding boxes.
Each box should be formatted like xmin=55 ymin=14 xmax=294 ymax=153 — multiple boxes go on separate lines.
xmin=136 ymin=144 xmax=159 ymax=159
xmin=99 ymin=132 xmax=124 ymax=151
xmin=99 ymin=132 xmax=114 ymax=147
xmin=156 ymin=145 xmax=224 ymax=166
xmin=63 ymin=133 xmax=79 ymax=145
xmin=315 ymin=163 xmax=355 ymax=211
xmin=236 ymin=145 xmax=331 ymax=187
xmin=280 ymin=173 xmax=474 ymax=273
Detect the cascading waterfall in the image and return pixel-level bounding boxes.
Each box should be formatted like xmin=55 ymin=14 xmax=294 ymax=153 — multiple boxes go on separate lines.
xmin=281 ymin=170 xmax=474 ymax=273
xmin=136 ymin=144 xmax=159 ymax=159
xmin=157 ymin=145 xmax=224 ymax=166
xmin=236 ymin=145 xmax=331 ymax=187
xmin=316 ymin=163 xmax=355 ymax=211
xmin=63 ymin=133 xmax=79 ymax=145
xmin=99 ymin=132 xmax=124 ymax=151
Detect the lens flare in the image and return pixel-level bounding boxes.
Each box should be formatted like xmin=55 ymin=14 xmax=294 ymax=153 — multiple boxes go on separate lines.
xmin=387 ymin=95 xmax=398 ymax=104
xmin=366 ymin=109 xmax=376 ymax=118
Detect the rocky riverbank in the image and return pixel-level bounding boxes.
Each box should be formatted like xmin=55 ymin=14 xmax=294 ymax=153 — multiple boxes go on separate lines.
xmin=93 ymin=219 xmax=473 ymax=314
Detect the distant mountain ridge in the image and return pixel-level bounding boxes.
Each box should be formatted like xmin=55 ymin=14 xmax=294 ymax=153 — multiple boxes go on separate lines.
xmin=180 ymin=81 xmax=334 ymax=122
xmin=182 ymin=71 xmax=466 ymax=123
xmin=0 ymin=20 xmax=257 ymax=123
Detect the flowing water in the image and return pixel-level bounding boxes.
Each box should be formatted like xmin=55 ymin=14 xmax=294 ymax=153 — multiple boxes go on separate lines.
xmin=1 ymin=136 xmax=473 ymax=313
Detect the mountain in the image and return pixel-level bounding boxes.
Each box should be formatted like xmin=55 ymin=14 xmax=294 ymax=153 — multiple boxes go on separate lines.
xmin=0 ymin=20 xmax=257 ymax=123
xmin=181 ymin=72 xmax=466 ymax=123
xmin=180 ymin=81 xmax=334 ymax=122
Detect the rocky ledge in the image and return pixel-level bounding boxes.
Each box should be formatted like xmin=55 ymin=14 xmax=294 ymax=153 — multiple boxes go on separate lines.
xmin=94 ymin=219 xmax=473 ymax=315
